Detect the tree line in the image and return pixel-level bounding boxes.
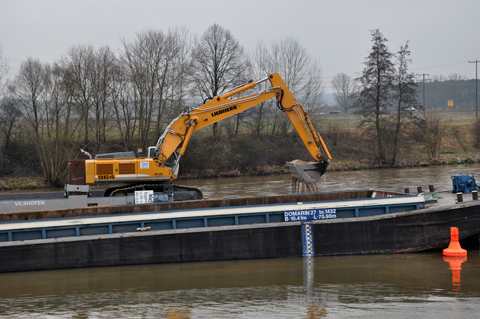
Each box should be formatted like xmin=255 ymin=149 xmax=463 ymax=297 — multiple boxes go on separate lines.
xmin=0 ymin=25 xmax=323 ymax=185
xmin=422 ymin=76 xmax=477 ymax=110
xmin=0 ymin=27 xmax=477 ymax=186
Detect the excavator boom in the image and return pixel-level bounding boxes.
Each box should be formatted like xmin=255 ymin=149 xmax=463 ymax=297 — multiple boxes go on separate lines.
xmin=155 ymin=73 xmax=331 ymax=173
xmin=81 ymin=73 xmax=331 ymax=195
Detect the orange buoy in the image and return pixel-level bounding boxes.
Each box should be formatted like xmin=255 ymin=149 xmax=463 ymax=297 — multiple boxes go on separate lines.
xmin=443 ymin=227 xmax=467 ymax=257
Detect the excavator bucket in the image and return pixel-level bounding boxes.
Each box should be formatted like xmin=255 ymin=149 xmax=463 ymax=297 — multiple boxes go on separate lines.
xmin=286 ymin=159 xmax=328 ymax=184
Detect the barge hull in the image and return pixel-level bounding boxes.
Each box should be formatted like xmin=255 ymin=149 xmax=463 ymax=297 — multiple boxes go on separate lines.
xmin=0 ymin=201 xmax=479 ymax=273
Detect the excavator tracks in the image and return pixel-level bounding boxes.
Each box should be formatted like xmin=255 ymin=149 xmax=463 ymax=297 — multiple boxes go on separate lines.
xmin=104 ymin=183 xmax=203 ymax=201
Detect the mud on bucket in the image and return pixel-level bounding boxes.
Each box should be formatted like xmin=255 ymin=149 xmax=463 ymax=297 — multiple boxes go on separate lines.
xmin=287 ymin=159 xmax=328 ymax=183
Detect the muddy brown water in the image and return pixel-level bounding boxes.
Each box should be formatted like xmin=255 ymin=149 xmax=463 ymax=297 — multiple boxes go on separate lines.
xmin=178 ymin=163 xmax=480 ymax=199
xmin=1 ymin=164 xmax=480 ymax=318
xmin=0 ymin=253 xmax=480 ymax=318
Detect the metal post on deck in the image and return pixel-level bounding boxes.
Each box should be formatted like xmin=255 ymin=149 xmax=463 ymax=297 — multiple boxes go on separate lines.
xmin=456 ymin=193 xmax=463 ymax=203
xmin=301 ymin=222 xmax=315 ymax=257
xmin=472 ymin=190 xmax=478 ymax=201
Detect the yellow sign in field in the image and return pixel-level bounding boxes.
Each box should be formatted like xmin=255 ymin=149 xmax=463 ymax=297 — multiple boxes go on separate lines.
xmin=448 ymin=100 xmax=454 ymax=107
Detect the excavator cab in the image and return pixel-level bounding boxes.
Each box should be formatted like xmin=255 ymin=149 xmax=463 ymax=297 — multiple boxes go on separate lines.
xmin=147 ymin=146 xmax=156 ymax=158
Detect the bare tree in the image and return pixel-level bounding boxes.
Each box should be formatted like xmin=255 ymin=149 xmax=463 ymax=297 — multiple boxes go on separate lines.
xmin=120 ymin=35 xmax=151 ymax=153
xmin=448 ymin=73 xmax=467 ymax=81
xmin=265 ymin=37 xmax=324 ymax=136
xmin=0 ymin=97 xmax=21 ymax=174
xmin=161 ymin=27 xmax=195 ymax=121
xmin=190 ymin=24 xmax=246 ymax=136
xmin=0 ymin=45 xmax=12 ymax=173
xmin=109 ymin=56 xmax=138 ymax=151
xmin=151 ymin=29 xmax=185 ymax=139
xmin=245 ymin=42 xmax=272 ymax=138
xmin=9 ymin=58 xmax=81 ymax=186
xmin=245 ymin=38 xmax=325 ymax=138
xmin=56 ymin=45 xmax=96 ymax=146
xmin=331 ymin=73 xmax=357 ymax=113
xmin=90 ymin=46 xmax=116 ymax=144
xmin=421 ymin=109 xmax=447 ymax=159
xmin=120 ymin=29 xmax=183 ymax=152
xmin=0 ymin=98 xmax=20 ymax=150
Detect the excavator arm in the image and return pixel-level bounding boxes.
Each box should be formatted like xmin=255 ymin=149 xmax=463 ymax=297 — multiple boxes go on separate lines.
xmin=155 ymin=73 xmax=332 ymax=181
xmin=268 ymin=74 xmax=332 ymax=164
xmin=82 ymin=73 xmax=330 ymax=191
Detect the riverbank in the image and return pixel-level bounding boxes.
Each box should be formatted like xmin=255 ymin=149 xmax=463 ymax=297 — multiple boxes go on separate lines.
xmin=1 ymin=154 xmax=479 ymax=192
xmin=1 ymin=110 xmax=478 ymax=191
xmin=328 ymin=153 xmax=480 ymax=172
xmin=0 ymin=177 xmax=49 ymax=192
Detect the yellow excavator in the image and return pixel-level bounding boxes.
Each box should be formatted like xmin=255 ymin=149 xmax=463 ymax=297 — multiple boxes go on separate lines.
xmin=70 ymin=73 xmax=332 ymax=198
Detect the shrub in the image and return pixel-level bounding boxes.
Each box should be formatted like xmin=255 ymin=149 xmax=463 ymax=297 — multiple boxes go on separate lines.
xmin=474 ymin=117 xmax=480 ymax=149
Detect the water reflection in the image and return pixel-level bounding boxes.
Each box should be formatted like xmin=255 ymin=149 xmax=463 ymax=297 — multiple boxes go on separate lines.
xmin=1 ymin=252 xmax=480 ymax=318
xmin=444 ymin=256 xmax=468 ymax=292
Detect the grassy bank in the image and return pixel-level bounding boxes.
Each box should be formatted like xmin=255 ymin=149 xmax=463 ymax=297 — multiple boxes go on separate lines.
xmin=0 ymin=177 xmax=49 ymax=191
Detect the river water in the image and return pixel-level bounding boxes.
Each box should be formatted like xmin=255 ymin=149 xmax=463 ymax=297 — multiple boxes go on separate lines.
xmin=1 ymin=164 xmax=480 ymax=318
xmin=1 ymin=253 xmax=480 ymax=318
xmin=178 ymin=163 xmax=480 ymax=199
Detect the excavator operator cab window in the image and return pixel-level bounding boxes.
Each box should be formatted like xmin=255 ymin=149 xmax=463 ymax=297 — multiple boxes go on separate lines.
xmin=164 ymin=153 xmax=176 ymax=168
xmin=148 ymin=146 xmax=157 ymax=159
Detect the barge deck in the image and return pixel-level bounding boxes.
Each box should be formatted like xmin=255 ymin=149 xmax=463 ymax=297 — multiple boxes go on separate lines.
xmin=0 ymin=189 xmax=479 ymax=273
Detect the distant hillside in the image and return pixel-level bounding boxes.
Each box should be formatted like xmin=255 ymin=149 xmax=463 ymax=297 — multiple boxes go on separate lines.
xmin=420 ymin=78 xmax=476 ymax=110
xmin=324 ymin=78 xmax=478 ymax=111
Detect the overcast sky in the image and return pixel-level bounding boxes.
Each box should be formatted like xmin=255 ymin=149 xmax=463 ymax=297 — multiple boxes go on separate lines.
xmin=1 ymin=0 xmax=479 ymax=92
